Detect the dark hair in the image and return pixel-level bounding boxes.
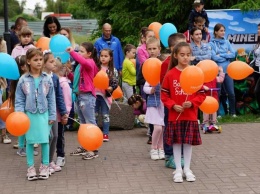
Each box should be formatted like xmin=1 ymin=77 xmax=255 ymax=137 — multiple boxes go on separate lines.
xmin=124 ymin=44 xmax=136 ymax=55
xmin=128 ymin=94 xmax=144 ymax=111
xmin=193 ymin=0 xmax=204 ymax=7
xmin=140 ymin=27 xmax=154 ymax=39
xmin=43 ymin=16 xmax=61 ymax=37
xmin=213 ymin=23 xmax=225 ymax=37
xmin=14 ymin=17 xmax=27 ymax=30
xmin=98 ymin=48 xmax=115 ymax=79
xmin=168 ymin=33 xmax=186 ymax=48
xmin=26 ymin=48 xmax=43 ymax=72
xmin=9 ymin=55 xmax=27 ymax=105
xmin=81 ymin=42 xmax=99 ymax=64
xmin=194 ymin=16 xmax=205 ymax=24
xmin=257 ymin=23 xmax=260 ymax=44
xmin=168 ymin=42 xmax=191 ymax=70
xmin=190 ymin=27 xmax=202 ymax=42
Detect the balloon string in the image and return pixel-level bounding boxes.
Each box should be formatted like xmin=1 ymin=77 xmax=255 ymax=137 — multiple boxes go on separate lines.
xmin=176 ymin=94 xmax=189 ymax=121
xmin=108 ymin=92 xmax=122 ymax=111
xmin=68 ymin=117 xmax=80 ymax=124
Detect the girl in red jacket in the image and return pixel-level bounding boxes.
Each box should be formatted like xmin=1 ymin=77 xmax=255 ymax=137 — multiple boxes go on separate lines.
xmin=161 ymin=42 xmax=205 ymax=183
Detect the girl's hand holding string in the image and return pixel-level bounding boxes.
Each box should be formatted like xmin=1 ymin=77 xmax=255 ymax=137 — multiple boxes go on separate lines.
xmin=182 ymin=101 xmax=192 ymax=109
xmin=49 ymin=120 xmax=55 ymax=125
xmin=66 ymin=47 xmax=73 ymax=53
xmin=106 ymin=86 xmax=113 ymax=93
xmin=173 ymin=105 xmax=184 ymax=113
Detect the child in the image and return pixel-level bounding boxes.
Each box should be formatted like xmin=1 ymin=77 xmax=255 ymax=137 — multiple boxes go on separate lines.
xmin=143 ymin=37 xmax=165 ymax=160
xmin=96 ymin=49 xmax=118 ymax=142
xmin=60 ymin=27 xmax=79 ymax=51
xmin=161 ymin=42 xmax=206 ymax=182
xmin=0 ymin=77 xmax=11 ymax=144
xmin=67 ymin=42 xmax=99 ymax=160
xmin=184 ymin=16 xmax=211 ymax=43
xmin=15 ymin=48 xmax=56 ymax=181
xmin=122 ymin=44 xmax=136 ymax=101
xmin=43 ymin=51 xmax=68 ymax=173
xmin=188 ymin=0 xmax=209 ymax=32
xmin=160 ymin=33 xmax=186 ymax=168
xmin=43 ymin=16 xmax=61 ymax=38
xmin=53 ymin=59 xmax=72 ymax=167
xmin=202 ymin=67 xmax=225 ymax=129
xmin=11 ymin=26 xmax=35 ymax=58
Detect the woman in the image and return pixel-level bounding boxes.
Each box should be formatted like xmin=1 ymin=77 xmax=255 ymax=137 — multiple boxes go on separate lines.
xmin=209 ymin=23 xmax=236 ymax=117
xmin=43 ymin=16 xmax=61 ymax=38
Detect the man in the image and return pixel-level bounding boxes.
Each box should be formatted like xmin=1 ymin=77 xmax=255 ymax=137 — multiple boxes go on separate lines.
xmin=94 ymin=23 xmax=124 ymax=73
xmin=10 ymin=17 xmax=28 ymax=51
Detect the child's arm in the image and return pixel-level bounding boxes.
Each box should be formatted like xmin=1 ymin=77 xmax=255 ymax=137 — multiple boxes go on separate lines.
xmin=189 ymin=89 xmax=206 ymax=107
xmin=188 ymin=11 xmax=195 ymax=30
xmin=68 ymin=49 xmax=95 ymax=71
xmin=126 ymin=60 xmax=136 ymax=76
xmin=216 ymin=67 xmax=225 ymax=83
xmin=219 ymin=41 xmax=236 ymax=59
xmin=14 ymin=79 xmax=26 ymax=112
xmin=195 ymin=45 xmax=211 ymax=61
xmin=137 ymin=47 xmax=148 ymax=65
xmin=46 ymin=79 xmax=57 ymax=122
xmin=60 ymin=81 xmax=72 ymax=114
xmin=143 ymin=82 xmax=155 ymax=94
xmin=209 ymin=42 xmax=226 ymax=63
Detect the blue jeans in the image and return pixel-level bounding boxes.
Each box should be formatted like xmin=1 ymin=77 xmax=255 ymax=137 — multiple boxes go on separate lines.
xmin=219 ymin=74 xmax=236 ymax=115
xmin=76 ymin=93 xmax=96 ymax=124
xmin=95 ymin=95 xmax=110 ymax=135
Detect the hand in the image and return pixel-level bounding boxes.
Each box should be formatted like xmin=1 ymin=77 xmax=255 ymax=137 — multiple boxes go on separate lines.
xmin=150 ymin=87 xmax=155 ymax=94
xmin=182 ymin=101 xmax=192 ymax=109
xmin=61 ymin=114 xmax=69 ymax=125
xmin=49 ymin=120 xmax=55 ymax=125
xmin=118 ymin=71 xmax=122 ymax=77
xmin=203 ymin=85 xmax=209 ymax=91
xmin=204 ymin=27 xmax=208 ymax=33
xmin=66 ymin=47 xmax=73 ymax=53
xmin=106 ymin=86 xmax=113 ymax=93
xmin=173 ymin=105 xmax=184 ymax=113
xmin=218 ymin=66 xmax=223 ymax=73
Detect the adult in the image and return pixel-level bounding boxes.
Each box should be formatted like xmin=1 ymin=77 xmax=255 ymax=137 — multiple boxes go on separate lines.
xmin=10 ymin=17 xmax=27 ymax=51
xmin=94 ymin=23 xmax=124 ymax=73
xmin=209 ymin=23 xmax=236 ymax=117
xmin=250 ymin=23 xmax=260 ymax=110
xmin=43 ymin=16 xmax=61 ymax=38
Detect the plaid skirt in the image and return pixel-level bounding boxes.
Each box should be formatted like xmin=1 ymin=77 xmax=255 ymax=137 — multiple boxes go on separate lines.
xmin=164 ymin=120 xmax=202 ymax=146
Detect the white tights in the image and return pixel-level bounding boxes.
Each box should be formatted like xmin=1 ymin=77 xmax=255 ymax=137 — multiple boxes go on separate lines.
xmin=173 ymin=144 xmax=192 ymax=171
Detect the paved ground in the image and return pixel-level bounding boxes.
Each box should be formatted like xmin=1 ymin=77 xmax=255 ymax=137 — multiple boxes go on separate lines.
xmin=0 ymin=123 xmax=260 ymax=194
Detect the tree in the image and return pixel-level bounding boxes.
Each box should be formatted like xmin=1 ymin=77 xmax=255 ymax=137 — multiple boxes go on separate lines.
xmin=34 ymin=3 xmax=43 ymax=19
xmin=0 ymin=0 xmax=24 ymax=18
xmin=83 ymin=0 xmax=260 ymax=46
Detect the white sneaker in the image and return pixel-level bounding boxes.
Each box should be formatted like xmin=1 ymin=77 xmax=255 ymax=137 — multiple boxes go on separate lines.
xmin=150 ymin=149 xmax=159 ymax=160
xmin=56 ymin=157 xmax=65 ymax=167
xmin=49 ymin=161 xmax=62 ymax=172
xmin=2 ymin=135 xmax=11 ymax=144
xmin=158 ymin=149 xmax=165 ymax=160
xmin=34 ymin=143 xmax=39 ymax=148
xmin=38 ymin=164 xmax=50 ymax=180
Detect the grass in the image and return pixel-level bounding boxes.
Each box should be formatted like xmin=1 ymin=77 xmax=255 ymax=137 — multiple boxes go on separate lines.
xmin=214 ymin=114 xmax=260 ymax=124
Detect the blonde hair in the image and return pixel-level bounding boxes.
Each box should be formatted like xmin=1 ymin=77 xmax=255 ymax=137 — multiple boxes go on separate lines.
xmin=0 ymin=77 xmax=7 ymax=89
xmin=146 ymin=36 xmax=160 ymax=47
xmin=60 ymin=27 xmax=76 ymax=49
xmin=19 ymin=26 xmax=33 ymax=38
xmin=55 ymin=58 xmax=66 ymax=76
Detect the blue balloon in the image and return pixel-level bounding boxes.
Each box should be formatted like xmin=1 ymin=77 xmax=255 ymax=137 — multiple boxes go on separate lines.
xmin=49 ymin=34 xmax=71 ymax=63
xmin=0 ymin=53 xmax=20 ymax=80
xmin=159 ymin=23 xmax=177 ymax=47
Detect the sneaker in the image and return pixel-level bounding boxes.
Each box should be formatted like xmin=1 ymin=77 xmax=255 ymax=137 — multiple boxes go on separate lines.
xmin=34 ymin=143 xmax=39 ymax=148
xmin=232 ymin=114 xmax=237 ymax=118
xmin=158 ymin=149 xmax=165 ymax=160
xmin=17 ymin=148 xmax=26 ymax=157
xmin=147 ymin=136 xmax=152 ymax=144
xmin=2 ymin=135 xmax=11 ymax=144
xmin=82 ymin=151 xmax=99 ymax=160
xmin=13 ymin=143 xmax=18 ymax=149
xmin=217 ymin=115 xmax=222 ymax=119
xmin=103 ymin=134 xmax=109 ymax=142
xmin=49 ymin=166 xmax=55 ymax=175
xmin=56 ymin=157 xmax=65 ymax=167
xmin=38 ymin=164 xmax=50 ymax=180
xmin=183 ymin=169 xmax=196 ymax=182
xmin=70 ymin=147 xmax=87 ymax=156
xmin=49 ymin=161 xmax=61 ymax=172
xmin=27 ymin=166 xmax=38 ymax=181
xmin=150 ymin=149 xmax=159 ymax=160
xmin=173 ymin=169 xmax=183 ymax=183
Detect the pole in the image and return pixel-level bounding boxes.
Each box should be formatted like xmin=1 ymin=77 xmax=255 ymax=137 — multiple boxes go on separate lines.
xmin=3 ymin=0 xmax=11 ymax=54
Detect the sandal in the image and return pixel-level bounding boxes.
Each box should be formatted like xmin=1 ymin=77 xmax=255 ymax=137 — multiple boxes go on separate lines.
xmin=173 ymin=169 xmax=183 ymax=183
xmin=183 ymin=169 xmax=196 ymax=182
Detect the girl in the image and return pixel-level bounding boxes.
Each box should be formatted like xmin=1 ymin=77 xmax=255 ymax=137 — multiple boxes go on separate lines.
xmin=53 ymin=59 xmax=72 ymax=167
xmin=190 ymin=27 xmax=211 ymax=65
xmin=0 ymin=36 xmax=7 ymax=53
xmin=43 ymin=51 xmax=68 ymax=173
xmin=96 ymin=49 xmax=118 ymax=142
xmin=161 ymin=42 xmax=206 ymax=183
xmin=43 ymin=16 xmax=61 ymax=38
xmin=209 ymin=23 xmax=236 ymax=117
xmin=60 ymin=27 xmax=79 ymax=51
xmin=11 ymin=26 xmax=35 ymax=58
xmin=15 ymin=48 xmax=56 ymax=181
xmin=67 ymin=42 xmax=99 ymax=160
xmin=0 ymin=77 xmax=11 ymax=144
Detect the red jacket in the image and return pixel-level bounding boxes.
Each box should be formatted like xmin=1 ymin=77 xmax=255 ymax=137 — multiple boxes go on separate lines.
xmin=204 ymin=72 xmax=225 ymax=100
xmin=183 ymin=30 xmax=211 ymax=43
xmin=160 ymin=56 xmax=171 ymax=84
xmin=161 ymin=67 xmax=206 ymax=121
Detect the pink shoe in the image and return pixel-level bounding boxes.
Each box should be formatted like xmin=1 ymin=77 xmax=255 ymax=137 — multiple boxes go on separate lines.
xmin=49 ymin=161 xmax=62 ymax=172
xmin=39 ymin=164 xmax=50 ymax=180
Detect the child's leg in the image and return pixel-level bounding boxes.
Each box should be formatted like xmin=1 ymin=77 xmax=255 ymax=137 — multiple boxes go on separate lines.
xmin=212 ymin=112 xmax=217 ymax=124
xmin=151 ymin=125 xmax=163 ymax=149
xmin=100 ymin=96 xmax=110 ymax=136
xmin=49 ymin=121 xmax=58 ymax=162
xmin=173 ymin=144 xmax=182 ymax=170
xmin=18 ymin=135 xmax=25 ymax=148
xmin=26 ymin=143 xmax=34 ymax=167
xmin=56 ymin=122 xmax=65 ymax=157
xmin=157 ymin=126 xmax=164 ymax=149
xmin=203 ymin=113 xmax=209 ymax=125
xmin=41 ymin=143 xmax=49 ymax=166
xmin=78 ymin=93 xmax=96 ymax=125
xmin=183 ymin=144 xmax=192 ymax=171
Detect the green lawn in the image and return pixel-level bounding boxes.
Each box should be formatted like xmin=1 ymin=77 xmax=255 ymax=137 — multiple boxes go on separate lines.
xmin=215 ymin=114 xmax=260 ymax=124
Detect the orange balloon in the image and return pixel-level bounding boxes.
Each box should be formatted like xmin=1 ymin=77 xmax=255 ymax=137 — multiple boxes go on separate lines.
xmin=180 ymin=66 xmax=204 ymax=94
xmin=0 ymin=99 xmax=14 ymax=122
xmin=36 ymin=37 xmax=50 ymax=51
xmin=112 ymin=86 xmax=123 ymax=99
xmin=227 ymin=61 xmax=254 ymax=80
xmin=199 ymin=96 xmax=219 ymax=114
xmin=93 ymin=70 xmax=109 ymax=89
xmin=196 ymin=60 xmax=218 ymax=83
xmin=148 ymin=22 xmax=162 ymax=39
xmin=6 ymin=112 xmax=30 ymax=136
xmin=142 ymin=58 xmax=162 ymax=86
xmin=77 ymin=124 xmax=103 ymax=151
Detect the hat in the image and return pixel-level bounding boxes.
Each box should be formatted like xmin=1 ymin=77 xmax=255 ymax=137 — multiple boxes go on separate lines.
xmin=194 ymin=0 xmax=204 ymax=5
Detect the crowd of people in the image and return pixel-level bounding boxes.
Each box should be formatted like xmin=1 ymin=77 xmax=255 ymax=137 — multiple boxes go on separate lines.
xmin=0 ymin=0 xmax=260 ymax=183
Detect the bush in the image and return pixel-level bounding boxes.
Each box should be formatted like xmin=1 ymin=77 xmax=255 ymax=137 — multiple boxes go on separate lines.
xmin=11 ymin=13 xmax=40 ymax=22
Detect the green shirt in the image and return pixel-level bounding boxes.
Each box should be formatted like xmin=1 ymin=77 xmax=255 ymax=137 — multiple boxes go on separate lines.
xmin=122 ymin=58 xmax=136 ymax=86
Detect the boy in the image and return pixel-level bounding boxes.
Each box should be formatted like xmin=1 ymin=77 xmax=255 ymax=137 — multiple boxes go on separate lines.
xmin=122 ymin=44 xmax=137 ymax=102
xmin=188 ymin=0 xmax=209 ymax=33
xmin=160 ymin=33 xmax=186 ymax=168
xmin=184 ymin=16 xmax=211 ymax=43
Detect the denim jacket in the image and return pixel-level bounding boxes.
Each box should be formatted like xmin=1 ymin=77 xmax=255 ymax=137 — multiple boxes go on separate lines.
xmin=190 ymin=41 xmax=211 ymax=65
xmin=143 ymin=82 xmax=161 ymax=107
xmin=15 ymin=72 xmax=56 ymax=121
